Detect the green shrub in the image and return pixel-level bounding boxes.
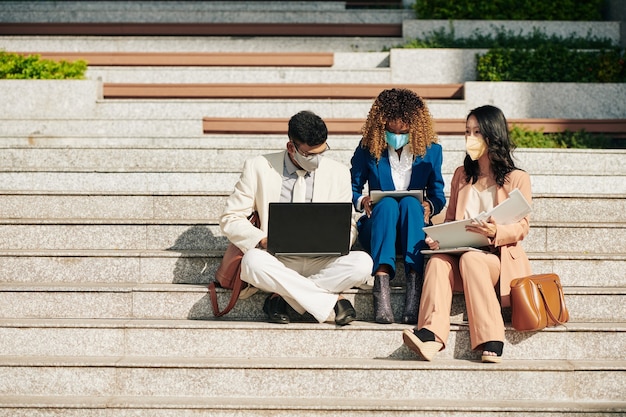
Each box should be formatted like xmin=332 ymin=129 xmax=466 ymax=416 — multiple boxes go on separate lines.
xmin=394 ymin=25 xmax=616 ymax=49
xmin=414 ymin=0 xmax=604 ymax=20
xmin=391 ymin=25 xmax=626 ymax=83
xmin=477 ymin=46 xmax=626 ymax=82
xmin=510 ymin=125 xmax=614 ymax=148
xmin=0 ymin=51 xmax=87 ymax=79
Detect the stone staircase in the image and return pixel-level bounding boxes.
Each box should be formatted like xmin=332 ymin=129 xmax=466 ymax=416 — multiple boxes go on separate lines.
xmin=0 ymin=1 xmax=625 ymax=415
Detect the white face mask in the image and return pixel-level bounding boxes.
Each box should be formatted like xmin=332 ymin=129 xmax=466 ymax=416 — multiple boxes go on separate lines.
xmin=292 ymin=149 xmax=321 ymax=172
xmin=466 ymin=135 xmax=487 ymax=161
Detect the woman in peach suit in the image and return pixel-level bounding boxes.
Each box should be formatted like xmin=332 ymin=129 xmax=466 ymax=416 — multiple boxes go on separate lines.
xmin=402 ymin=105 xmax=532 ymax=363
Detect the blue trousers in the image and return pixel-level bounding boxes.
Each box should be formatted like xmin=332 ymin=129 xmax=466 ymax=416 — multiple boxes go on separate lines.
xmin=357 ymin=196 xmax=426 ymax=278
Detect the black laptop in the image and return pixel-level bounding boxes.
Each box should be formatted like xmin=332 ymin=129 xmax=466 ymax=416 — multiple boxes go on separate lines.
xmin=267 ymin=202 xmax=352 ymax=256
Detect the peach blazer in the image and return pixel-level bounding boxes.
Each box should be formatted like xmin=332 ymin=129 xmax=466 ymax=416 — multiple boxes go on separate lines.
xmin=445 ymin=167 xmax=533 ymax=306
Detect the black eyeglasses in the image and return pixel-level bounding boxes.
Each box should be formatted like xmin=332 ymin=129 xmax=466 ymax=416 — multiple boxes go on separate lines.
xmin=291 ymin=141 xmax=330 ymax=158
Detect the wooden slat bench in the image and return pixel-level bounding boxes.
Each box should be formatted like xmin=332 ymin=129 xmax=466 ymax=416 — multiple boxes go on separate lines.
xmin=17 ymin=52 xmax=335 ymax=67
xmin=103 ymin=83 xmax=464 ymax=99
xmin=203 ymin=117 xmax=626 ymax=137
xmin=0 ymin=23 xmax=402 ymax=37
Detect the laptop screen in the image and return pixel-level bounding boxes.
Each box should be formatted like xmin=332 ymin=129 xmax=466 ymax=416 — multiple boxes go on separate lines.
xmin=267 ymin=202 xmax=352 ymax=256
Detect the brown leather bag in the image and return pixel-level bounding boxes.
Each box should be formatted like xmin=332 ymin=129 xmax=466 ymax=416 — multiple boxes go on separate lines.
xmin=208 ymin=211 xmax=259 ymax=317
xmin=510 ymin=273 xmax=570 ymax=332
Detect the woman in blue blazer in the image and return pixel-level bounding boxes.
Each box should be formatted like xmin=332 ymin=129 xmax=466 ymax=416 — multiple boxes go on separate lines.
xmin=350 ymin=89 xmax=446 ymax=324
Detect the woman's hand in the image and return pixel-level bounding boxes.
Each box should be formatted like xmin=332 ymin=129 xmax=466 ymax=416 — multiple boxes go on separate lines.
xmin=422 ymin=201 xmax=431 ymax=223
xmin=362 ymin=196 xmax=373 ymax=217
xmin=466 ymin=216 xmax=497 ymax=238
xmin=425 ymin=235 xmax=439 ymax=250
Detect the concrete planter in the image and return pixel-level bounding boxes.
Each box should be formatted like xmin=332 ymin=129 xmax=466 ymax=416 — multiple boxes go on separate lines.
xmin=389 ymin=48 xmax=626 ymax=119
xmin=464 ymin=82 xmax=626 ymax=119
xmin=0 ymin=79 xmax=100 ymax=118
xmin=390 ymin=48 xmax=485 ymax=83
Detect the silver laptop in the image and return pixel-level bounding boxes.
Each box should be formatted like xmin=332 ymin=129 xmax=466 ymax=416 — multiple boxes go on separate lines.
xmin=267 ymin=202 xmax=352 ymax=256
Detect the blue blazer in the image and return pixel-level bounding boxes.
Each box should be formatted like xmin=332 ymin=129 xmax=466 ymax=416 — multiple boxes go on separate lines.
xmin=350 ymin=142 xmax=446 ymax=216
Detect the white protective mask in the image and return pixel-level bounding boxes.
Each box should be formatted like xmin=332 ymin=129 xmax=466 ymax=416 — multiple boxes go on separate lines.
xmin=292 ymin=149 xmax=321 ymax=172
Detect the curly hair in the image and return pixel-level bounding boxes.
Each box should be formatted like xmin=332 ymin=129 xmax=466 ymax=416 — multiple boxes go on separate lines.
xmin=463 ymin=105 xmax=520 ymax=186
xmin=360 ymin=88 xmax=438 ymax=160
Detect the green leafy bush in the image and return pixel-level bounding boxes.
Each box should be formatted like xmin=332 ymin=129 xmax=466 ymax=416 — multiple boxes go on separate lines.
xmin=391 ymin=26 xmax=626 ymax=83
xmin=0 ymin=51 xmax=87 ymax=79
xmin=395 ymin=25 xmax=616 ymax=49
xmin=477 ymin=46 xmax=626 ymax=82
xmin=414 ymin=0 xmax=604 ymax=20
xmin=510 ymin=125 xmax=614 ymax=148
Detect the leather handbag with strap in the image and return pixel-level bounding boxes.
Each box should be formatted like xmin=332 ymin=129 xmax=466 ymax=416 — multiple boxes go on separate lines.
xmin=510 ymin=273 xmax=570 ymax=332
xmin=208 ymin=211 xmax=259 ymax=317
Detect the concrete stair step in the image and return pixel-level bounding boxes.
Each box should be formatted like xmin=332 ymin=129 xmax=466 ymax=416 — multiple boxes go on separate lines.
xmin=0 ymin=249 xmax=624 ymax=287
xmin=0 ymin=354 xmax=623 ymax=402
xmin=0 ymin=318 xmax=624 ymax=361
xmin=90 ymin=66 xmax=392 ymax=84
xmin=3 ymin=3 xmax=413 ymax=24
xmin=85 ymin=51 xmax=393 ymax=84
xmin=0 ymin=34 xmax=402 ymax=53
xmin=1 ymin=395 xmax=624 ymax=417
xmin=1 ymin=193 xmax=624 ymax=224
xmin=0 ymin=282 xmax=622 ymax=323
xmin=1 ymin=171 xmax=624 ymax=195
xmin=0 ymin=134 xmax=432 ymax=149
xmin=0 ymin=147 xmax=626 ymax=176
xmin=2 ymin=193 xmax=623 ymax=224
xmin=0 ymin=221 xmax=625 ymax=254
xmin=1 ymin=147 xmax=624 ymax=176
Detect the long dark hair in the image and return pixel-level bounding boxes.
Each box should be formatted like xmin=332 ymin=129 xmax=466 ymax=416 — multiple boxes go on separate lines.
xmin=463 ymin=105 xmax=519 ymax=186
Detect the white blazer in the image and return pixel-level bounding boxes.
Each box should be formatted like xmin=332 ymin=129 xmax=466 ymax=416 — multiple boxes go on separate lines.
xmin=220 ymin=151 xmax=358 ymax=253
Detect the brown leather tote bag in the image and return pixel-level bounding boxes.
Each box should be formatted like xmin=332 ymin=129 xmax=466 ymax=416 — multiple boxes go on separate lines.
xmin=510 ymin=273 xmax=570 ymax=332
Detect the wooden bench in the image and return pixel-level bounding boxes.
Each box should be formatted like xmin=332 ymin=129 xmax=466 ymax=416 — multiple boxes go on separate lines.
xmin=203 ymin=117 xmax=626 ymax=137
xmin=0 ymin=23 xmax=402 ymax=37
xmin=103 ymin=83 xmax=464 ymax=100
xmin=17 ymin=52 xmax=335 ymax=67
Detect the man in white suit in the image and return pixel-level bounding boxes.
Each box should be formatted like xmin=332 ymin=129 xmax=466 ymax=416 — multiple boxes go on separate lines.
xmin=220 ymin=111 xmax=373 ymax=325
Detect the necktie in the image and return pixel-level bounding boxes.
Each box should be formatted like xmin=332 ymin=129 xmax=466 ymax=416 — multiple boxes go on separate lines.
xmin=293 ymin=170 xmax=307 ymax=202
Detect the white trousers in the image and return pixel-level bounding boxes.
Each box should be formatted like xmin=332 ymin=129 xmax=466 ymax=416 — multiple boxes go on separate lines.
xmin=241 ymin=249 xmax=373 ymax=322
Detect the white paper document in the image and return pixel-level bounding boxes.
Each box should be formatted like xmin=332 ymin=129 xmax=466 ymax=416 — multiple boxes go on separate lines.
xmin=421 ymin=189 xmax=531 ymax=253
xmin=472 ymin=189 xmax=532 ymax=225
xmin=421 ymin=247 xmax=489 ymax=255
xmin=370 ymin=190 xmax=423 ymax=204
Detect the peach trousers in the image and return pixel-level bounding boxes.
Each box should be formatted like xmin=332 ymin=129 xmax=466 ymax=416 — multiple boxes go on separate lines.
xmin=418 ymin=251 xmax=504 ymax=350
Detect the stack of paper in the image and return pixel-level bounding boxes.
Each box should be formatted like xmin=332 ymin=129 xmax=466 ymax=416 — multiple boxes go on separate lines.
xmin=421 ymin=189 xmax=531 ymax=254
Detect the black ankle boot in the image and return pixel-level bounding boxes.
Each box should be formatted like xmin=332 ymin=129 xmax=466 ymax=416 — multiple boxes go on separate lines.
xmin=402 ymin=271 xmax=423 ymax=324
xmin=373 ymin=274 xmax=394 ymax=324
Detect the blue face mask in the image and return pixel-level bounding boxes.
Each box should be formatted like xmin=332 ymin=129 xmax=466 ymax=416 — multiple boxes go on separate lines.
xmin=385 ymin=130 xmax=409 ymax=150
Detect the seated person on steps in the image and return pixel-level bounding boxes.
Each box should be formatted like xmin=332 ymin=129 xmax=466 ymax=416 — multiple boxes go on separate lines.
xmin=350 ymin=88 xmax=446 ymax=324
xmin=220 ymin=110 xmax=373 ymax=325
xmin=402 ymin=105 xmax=532 ymax=363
